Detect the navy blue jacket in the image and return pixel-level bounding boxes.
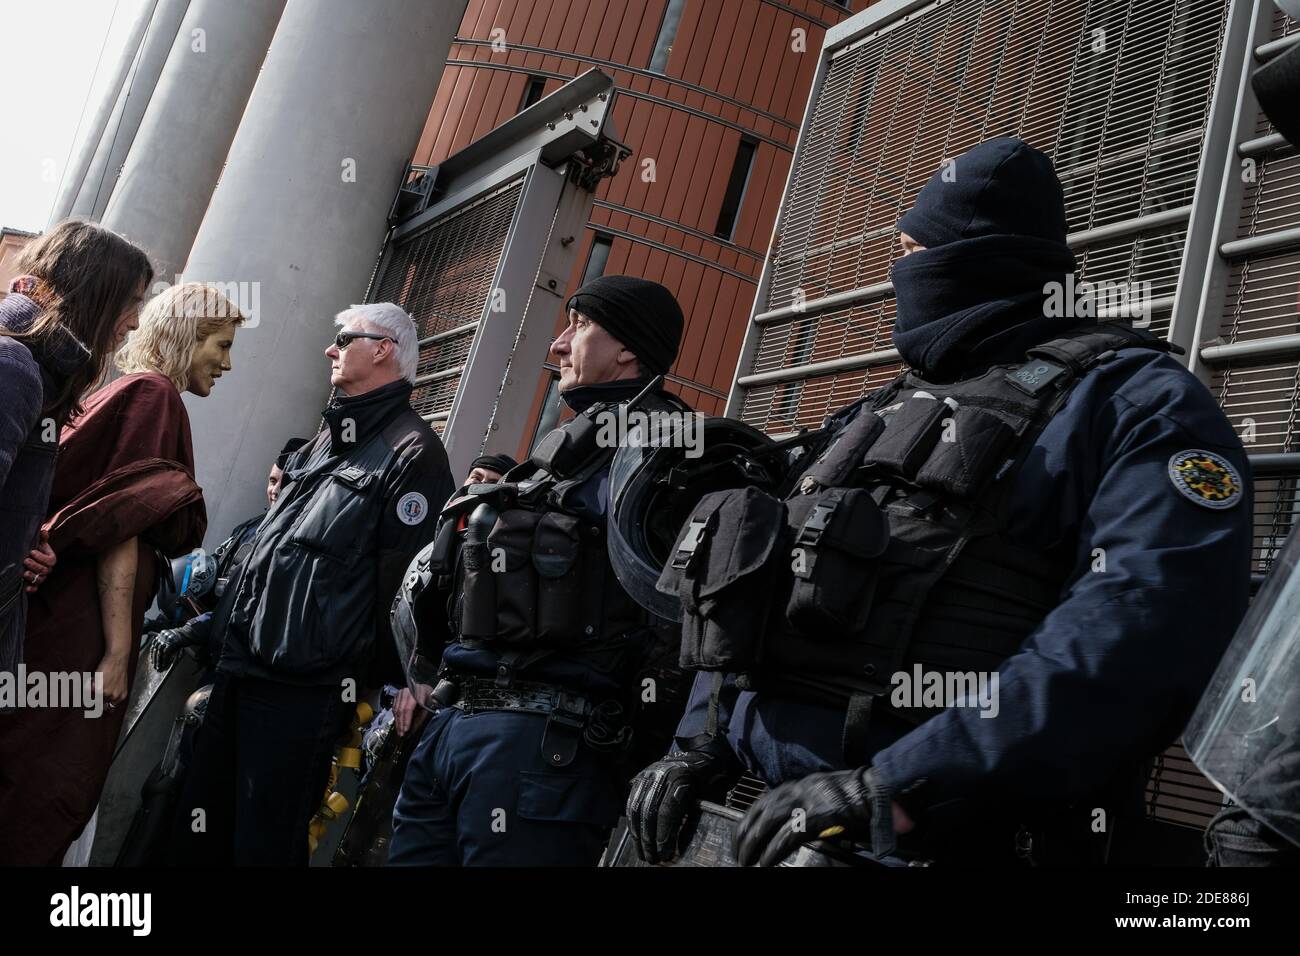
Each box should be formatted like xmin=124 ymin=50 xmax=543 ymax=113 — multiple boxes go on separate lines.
xmin=676 ymin=347 xmax=1252 ymax=826
xmin=0 ymin=294 xmax=90 ymax=673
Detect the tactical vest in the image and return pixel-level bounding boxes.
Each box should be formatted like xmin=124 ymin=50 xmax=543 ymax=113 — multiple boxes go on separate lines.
xmin=429 ymin=385 xmax=692 ymax=657
xmin=657 ymin=324 xmax=1177 ymax=744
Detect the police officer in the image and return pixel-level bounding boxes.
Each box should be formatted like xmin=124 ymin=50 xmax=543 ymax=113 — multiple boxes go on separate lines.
xmin=148 ymin=436 xmax=309 ymax=670
xmin=625 ymin=137 xmax=1254 ymax=867
xmin=170 ymin=302 xmax=453 ymax=866
xmin=388 ymin=275 xmax=688 ymax=866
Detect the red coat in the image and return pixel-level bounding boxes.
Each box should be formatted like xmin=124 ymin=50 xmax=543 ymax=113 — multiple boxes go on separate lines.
xmin=0 ymin=372 xmax=205 ymax=865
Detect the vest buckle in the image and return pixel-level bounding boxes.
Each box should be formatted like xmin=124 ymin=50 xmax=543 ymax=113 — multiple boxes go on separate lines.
xmin=670 ymin=516 xmax=711 ymax=569
xmin=798 ymin=498 xmax=840 ymax=546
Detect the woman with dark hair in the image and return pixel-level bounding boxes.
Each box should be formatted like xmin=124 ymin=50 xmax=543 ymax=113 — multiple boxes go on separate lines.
xmin=0 ymin=219 xmax=153 ymax=677
xmin=0 ymin=279 xmax=243 ymax=865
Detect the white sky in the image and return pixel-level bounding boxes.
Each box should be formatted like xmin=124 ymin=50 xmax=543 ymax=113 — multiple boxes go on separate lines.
xmin=0 ymin=0 xmax=150 ymax=233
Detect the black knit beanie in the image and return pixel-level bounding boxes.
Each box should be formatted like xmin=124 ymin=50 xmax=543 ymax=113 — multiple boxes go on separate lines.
xmin=565 ymin=275 xmax=684 ymax=376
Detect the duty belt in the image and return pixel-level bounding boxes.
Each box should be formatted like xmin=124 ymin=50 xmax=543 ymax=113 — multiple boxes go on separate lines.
xmin=448 ymin=676 xmax=629 ymax=768
xmin=451 ymin=677 xmax=593 ymax=722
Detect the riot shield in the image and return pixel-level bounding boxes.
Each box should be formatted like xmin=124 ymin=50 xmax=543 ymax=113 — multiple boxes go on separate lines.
xmin=1185 ymin=525 xmax=1300 ymax=850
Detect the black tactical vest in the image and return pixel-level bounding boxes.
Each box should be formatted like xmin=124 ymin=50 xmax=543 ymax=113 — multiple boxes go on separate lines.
xmin=430 ymin=386 xmax=691 ymax=656
xmin=658 ymin=324 xmax=1177 ymax=735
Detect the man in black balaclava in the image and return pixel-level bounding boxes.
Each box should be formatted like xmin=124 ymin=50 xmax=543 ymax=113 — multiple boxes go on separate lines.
xmin=889 ymin=138 xmax=1080 ymax=380
xmin=627 ymin=137 xmax=1253 ymax=868
xmin=389 ymin=275 xmax=692 ymax=866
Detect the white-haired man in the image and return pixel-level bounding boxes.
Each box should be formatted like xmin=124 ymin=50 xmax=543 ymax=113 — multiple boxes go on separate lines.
xmin=171 ymin=303 xmax=453 ymax=867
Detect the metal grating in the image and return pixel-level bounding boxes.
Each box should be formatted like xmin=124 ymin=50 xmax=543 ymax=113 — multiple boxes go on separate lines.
xmin=369 ymin=178 xmax=526 ymax=432
xmin=1248 ymin=473 xmax=1300 ymax=577
xmin=725 ymin=773 xmax=769 ymax=812
xmin=1145 ymin=741 xmax=1228 ymax=830
xmin=738 ymin=0 xmax=1230 ymax=434
xmin=1212 ymin=7 xmax=1300 ymax=473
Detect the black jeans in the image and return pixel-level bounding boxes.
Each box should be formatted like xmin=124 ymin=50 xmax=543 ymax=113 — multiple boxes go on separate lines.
xmin=1205 ymin=806 xmax=1300 ymax=866
xmin=168 ymin=671 xmax=350 ymax=866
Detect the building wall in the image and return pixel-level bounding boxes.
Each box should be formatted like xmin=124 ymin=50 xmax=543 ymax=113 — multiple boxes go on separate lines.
xmin=0 ymin=229 xmax=37 ymax=302
xmin=409 ymin=0 xmax=870 ymax=457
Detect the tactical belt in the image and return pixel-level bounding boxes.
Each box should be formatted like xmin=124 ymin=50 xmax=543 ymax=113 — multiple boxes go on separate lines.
xmin=451 ymin=676 xmax=593 ymax=721
xmin=447 ymin=675 xmax=630 ymax=767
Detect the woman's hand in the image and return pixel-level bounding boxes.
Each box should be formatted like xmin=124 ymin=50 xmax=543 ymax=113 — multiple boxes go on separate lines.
xmin=23 ymin=531 xmax=56 ymax=593
xmin=96 ymin=650 xmax=130 ymax=707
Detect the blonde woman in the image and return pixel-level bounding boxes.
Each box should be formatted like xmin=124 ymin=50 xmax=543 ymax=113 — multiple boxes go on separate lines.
xmin=0 ymin=282 xmax=244 ymax=865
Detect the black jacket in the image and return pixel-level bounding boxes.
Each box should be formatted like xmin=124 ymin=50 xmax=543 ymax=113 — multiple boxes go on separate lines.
xmin=217 ymin=380 xmax=452 ymax=687
xmin=0 ymin=293 xmax=91 ymax=674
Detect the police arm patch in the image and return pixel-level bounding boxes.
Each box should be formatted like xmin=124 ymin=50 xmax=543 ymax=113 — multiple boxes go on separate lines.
xmin=396 ymin=491 xmax=429 ymax=525
xmin=1167 ymin=450 xmax=1242 ymax=510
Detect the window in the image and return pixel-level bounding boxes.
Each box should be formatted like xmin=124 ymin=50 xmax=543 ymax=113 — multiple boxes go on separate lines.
xmin=715 ymin=136 xmax=758 ymax=240
xmin=519 ymin=76 xmax=547 ymax=112
xmin=649 ymin=0 xmax=687 ymax=73
xmin=528 ymin=374 xmax=563 ymax=453
xmin=581 ymin=233 xmax=613 ymax=286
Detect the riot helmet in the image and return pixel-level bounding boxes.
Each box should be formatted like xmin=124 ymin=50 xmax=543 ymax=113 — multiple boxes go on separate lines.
xmin=157 ymin=548 xmax=218 ymax=624
xmin=608 ymin=413 xmax=784 ymax=621
xmin=1185 ymin=525 xmax=1300 ymax=850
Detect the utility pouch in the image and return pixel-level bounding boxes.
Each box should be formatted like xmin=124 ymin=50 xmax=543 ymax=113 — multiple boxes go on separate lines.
xmin=483 ymin=509 xmax=542 ymax=643
xmin=797 ymin=408 xmax=886 ymax=490
xmin=656 ymin=486 xmax=785 ymax=672
xmin=914 ymin=405 xmax=1017 ymax=499
xmin=863 ymin=396 xmax=954 ymax=481
xmin=784 ymin=487 xmax=890 ymax=636
xmin=460 ymin=502 xmax=502 ymax=640
xmin=533 ymin=512 xmax=588 ymax=646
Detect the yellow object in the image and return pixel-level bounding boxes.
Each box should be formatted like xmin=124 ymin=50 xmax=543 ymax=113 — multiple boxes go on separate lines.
xmin=305 ymin=700 xmax=380 ymax=857
xmin=818 ymin=825 xmax=846 ymax=838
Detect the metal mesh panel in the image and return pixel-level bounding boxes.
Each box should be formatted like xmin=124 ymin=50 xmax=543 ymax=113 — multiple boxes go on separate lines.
xmin=740 ymin=0 xmax=1229 ymax=434
xmin=740 ymin=362 xmax=904 ymax=435
xmin=1212 ymin=4 xmax=1300 ymax=521
xmin=1214 ymin=360 xmax=1300 ymax=454
xmin=369 ymin=178 xmax=526 ymax=430
xmin=1221 ymin=250 xmax=1300 ymax=344
xmin=1248 ymin=473 xmax=1300 ymax=577
xmin=1145 ymin=741 xmax=1228 ymax=829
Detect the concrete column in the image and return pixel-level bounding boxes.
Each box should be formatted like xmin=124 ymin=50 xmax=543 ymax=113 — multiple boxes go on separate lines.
xmin=102 ymin=0 xmax=287 ymax=281
xmin=49 ymin=0 xmax=154 ymax=226
xmin=181 ymin=0 xmax=467 ymax=544
xmin=70 ymin=0 xmax=191 ymax=222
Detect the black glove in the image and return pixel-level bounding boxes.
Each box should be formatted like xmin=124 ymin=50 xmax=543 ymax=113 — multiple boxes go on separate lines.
xmin=148 ymin=625 xmax=200 ymax=672
xmin=734 ymin=767 xmax=876 ymax=867
xmin=626 ymin=750 xmax=734 ymax=865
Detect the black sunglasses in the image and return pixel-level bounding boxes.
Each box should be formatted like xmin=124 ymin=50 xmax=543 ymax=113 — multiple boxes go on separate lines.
xmin=333 ymin=331 xmax=391 ymax=349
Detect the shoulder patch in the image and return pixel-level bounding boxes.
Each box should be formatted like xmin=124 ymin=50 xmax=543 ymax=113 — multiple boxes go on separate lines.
xmin=396 ymin=491 xmax=429 ymax=525
xmin=1167 ymin=449 xmax=1243 ymax=510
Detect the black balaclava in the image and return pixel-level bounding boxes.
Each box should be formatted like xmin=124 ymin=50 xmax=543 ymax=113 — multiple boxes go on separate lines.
xmin=890 ymin=137 xmax=1079 ymax=381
